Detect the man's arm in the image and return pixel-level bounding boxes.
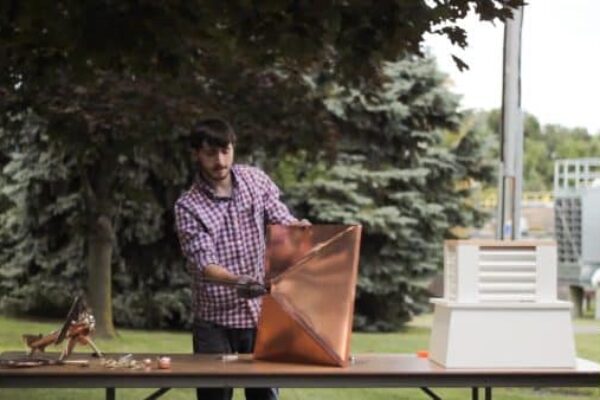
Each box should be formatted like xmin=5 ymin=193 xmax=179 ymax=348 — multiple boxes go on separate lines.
xmin=174 ymin=202 xmax=231 ymax=278
xmin=174 ymin=202 xmax=262 ymax=295
xmin=202 ymin=265 xmax=268 ymax=298
xmin=203 ymin=264 xmax=238 ymax=282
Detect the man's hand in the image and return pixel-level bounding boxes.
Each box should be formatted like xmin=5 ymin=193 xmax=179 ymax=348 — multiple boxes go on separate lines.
xmin=236 ymin=275 xmax=268 ymax=299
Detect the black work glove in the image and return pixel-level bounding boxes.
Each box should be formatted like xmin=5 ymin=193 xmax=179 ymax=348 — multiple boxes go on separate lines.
xmin=236 ymin=275 xmax=268 ymax=299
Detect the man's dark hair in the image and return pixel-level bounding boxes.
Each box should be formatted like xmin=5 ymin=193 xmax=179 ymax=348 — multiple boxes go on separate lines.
xmin=190 ymin=118 xmax=236 ymax=149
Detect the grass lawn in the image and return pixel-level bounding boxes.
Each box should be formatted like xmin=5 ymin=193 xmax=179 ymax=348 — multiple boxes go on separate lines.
xmin=0 ymin=313 xmax=598 ymax=400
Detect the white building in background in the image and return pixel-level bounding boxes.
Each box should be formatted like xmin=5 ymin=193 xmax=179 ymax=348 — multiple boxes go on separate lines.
xmin=554 ymin=158 xmax=600 ymax=317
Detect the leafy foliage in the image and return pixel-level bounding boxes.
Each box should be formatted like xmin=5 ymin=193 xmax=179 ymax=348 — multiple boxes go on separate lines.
xmin=0 ymin=1 xmax=522 ymax=331
xmin=0 ymin=113 xmax=85 ymax=317
xmin=0 ymin=57 xmax=497 ymax=331
xmin=0 ymin=112 xmax=194 ymax=328
xmin=524 ymin=123 xmax=600 ymax=191
xmin=0 ymin=1 xmax=523 ymax=92
xmin=474 ymin=109 xmax=600 ymax=191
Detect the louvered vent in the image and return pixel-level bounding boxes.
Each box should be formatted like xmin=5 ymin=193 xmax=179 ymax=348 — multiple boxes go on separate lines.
xmin=478 ymin=246 xmax=537 ymax=302
xmin=554 ymin=197 xmax=582 ymax=264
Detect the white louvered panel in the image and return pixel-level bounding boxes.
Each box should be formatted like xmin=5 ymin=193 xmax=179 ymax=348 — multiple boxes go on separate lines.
xmin=479 ymin=271 xmax=536 ymax=282
xmin=478 ymin=247 xmax=537 ymax=302
xmin=479 ymin=283 xmax=536 ymax=292
xmin=479 ymin=261 xmax=536 ymax=269
xmin=478 ymin=250 xmax=537 ymax=259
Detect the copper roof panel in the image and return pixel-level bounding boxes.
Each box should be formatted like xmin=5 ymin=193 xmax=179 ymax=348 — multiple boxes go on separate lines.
xmin=255 ymin=225 xmax=362 ymax=367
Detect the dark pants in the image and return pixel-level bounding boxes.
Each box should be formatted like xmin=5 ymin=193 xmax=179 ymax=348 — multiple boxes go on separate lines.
xmin=192 ymin=320 xmax=278 ymax=400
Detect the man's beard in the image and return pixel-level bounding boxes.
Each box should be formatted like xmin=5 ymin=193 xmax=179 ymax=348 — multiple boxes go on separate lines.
xmin=211 ymin=168 xmax=229 ymax=181
xmin=201 ymin=165 xmax=230 ymax=182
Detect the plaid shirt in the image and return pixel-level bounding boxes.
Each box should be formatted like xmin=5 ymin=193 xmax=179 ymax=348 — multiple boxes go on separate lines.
xmin=175 ymin=164 xmax=296 ymax=328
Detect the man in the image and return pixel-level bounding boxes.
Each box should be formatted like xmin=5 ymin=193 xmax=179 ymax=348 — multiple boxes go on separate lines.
xmin=174 ymin=118 xmax=304 ymax=400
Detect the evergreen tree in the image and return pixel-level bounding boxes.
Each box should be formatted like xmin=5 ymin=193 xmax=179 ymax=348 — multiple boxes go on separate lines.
xmin=281 ymin=58 xmax=495 ymax=330
xmin=0 ymin=112 xmax=193 ymax=328
xmin=0 ymin=113 xmax=85 ymax=316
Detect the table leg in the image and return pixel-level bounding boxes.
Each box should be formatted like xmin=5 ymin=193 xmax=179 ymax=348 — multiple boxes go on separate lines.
xmin=471 ymin=387 xmax=479 ymax=400
xmin=106 ymin=387 xmax=115 ymax=400
xmin=144 ymin=388 xmax=171 ymax=400
xmin=485 ymin=387 xmax=492 ymax=400
xmin=420 ymin=387 xmax=441 ymax=400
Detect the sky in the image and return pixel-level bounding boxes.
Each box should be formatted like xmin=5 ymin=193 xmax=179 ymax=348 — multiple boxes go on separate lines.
xmin=424 ymin=0 xmax=600 ymax=135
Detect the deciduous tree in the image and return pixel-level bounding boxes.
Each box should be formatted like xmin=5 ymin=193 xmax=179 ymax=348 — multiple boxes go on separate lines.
xmin=1 ymin=1 xmax=521 ymax=334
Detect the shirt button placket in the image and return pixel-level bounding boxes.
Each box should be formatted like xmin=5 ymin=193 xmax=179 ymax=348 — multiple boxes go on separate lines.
xmin=231 ymin=205 xmax=244 ymax=273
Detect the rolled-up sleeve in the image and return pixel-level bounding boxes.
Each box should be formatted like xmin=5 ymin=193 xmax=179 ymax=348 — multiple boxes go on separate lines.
xmin=174 ymin=202 xmax=219 ymax=272
xmin=256 ymin=169 xmax=297 ymax=225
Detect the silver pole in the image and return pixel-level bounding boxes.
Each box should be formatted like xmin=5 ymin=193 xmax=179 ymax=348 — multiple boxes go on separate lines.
xmin=498 ymin=6 xmax=524 ymax=240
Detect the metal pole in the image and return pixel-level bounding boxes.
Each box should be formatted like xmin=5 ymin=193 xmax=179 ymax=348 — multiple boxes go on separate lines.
xmin=498 ymin=6 xmax=524 ymax=240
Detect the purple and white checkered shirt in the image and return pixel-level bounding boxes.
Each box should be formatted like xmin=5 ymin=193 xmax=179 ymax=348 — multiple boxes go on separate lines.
xmin=175 ymin=164 xmax=296 ymax=328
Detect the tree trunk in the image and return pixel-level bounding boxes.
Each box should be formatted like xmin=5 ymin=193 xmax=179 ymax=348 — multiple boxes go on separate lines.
xmin=82 ymin=154 xmax=118 ymax=339
xmin=87 ymin=213 xmax=116 ymax=338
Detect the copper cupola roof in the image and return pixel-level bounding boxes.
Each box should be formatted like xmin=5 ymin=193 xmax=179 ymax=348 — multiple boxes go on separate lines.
xmin=254 ymin=224 xmax=362 ymax=367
